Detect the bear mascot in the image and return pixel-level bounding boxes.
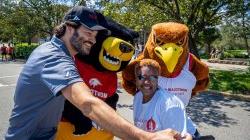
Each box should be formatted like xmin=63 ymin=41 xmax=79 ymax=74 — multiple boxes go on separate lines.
xmin=122 ymin=22 xmax=209 ymax=138
xmin=55 ymin=12 xmax=138 ymax=140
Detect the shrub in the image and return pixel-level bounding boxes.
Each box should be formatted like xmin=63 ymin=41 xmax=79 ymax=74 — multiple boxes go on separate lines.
xmin=15 ymin=43 xmax=38 ymax=59
xmin=223 ymin=52 xmax=234 ymax=58
xmin=224 ymin=50 xmax=249 ymax=58
xmin=200 ymin=53 xmax=209 ymax=59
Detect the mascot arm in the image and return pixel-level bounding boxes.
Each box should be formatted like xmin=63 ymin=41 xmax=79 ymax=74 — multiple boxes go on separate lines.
xmin=121 ymin=61 xmax=139 ymax=95
xmin=190 ymin=54 xmax=209 ymax=96
xmin=62 ymin=93 xmax=119 ymax=135
xmin=62 ymin=100 xmax=92 ymax=135
xmin=105 ymin=93 xmax=119 ymax=110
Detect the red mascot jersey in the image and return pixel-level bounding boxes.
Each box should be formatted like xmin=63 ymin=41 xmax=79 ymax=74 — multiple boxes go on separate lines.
xmin=74 ymin=57 xmax=117 ymax=101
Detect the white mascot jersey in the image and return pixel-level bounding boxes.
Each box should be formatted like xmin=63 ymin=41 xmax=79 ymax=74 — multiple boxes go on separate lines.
xmin=158 ymin=54 xmax=197 ymax=135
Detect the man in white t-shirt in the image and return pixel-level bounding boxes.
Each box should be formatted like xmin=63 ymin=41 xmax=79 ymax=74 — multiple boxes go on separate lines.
xmin=133 ymin=59 xmax=192 ymax=140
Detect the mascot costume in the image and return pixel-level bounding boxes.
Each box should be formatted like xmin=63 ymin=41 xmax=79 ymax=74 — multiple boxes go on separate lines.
xmin=122 ymin=22 xmax=209 ymax=137
xmin=56 ymin=12 xmax=138 ymax=140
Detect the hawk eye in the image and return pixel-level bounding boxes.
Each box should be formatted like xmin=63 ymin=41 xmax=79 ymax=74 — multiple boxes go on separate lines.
xmin=176 ymin=38 xmax=184 ymax=46
xmin=155 ymin=38 xmax=164 ymax=46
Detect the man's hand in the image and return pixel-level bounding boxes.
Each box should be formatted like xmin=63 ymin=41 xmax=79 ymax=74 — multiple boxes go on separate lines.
xmin=150 ymin=129 xmax=192 ymax=140
xmin=181 ymin=133 xmax=192 ymax=140
xmin=151 ymin=129 xmax=181 ymax=140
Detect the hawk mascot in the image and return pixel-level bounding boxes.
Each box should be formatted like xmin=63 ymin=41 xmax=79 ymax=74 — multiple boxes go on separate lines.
xmin=122 ymin=22 xmax=209 ymax=137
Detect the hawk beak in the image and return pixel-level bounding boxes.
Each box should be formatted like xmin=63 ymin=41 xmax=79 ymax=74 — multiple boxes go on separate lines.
xmin=154 ymin=43 xmax=183 ymax=73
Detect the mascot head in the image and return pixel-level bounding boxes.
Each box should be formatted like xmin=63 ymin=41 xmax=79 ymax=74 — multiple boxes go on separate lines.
xmin=144 ymin=22 xmax=189 ymax=75
xmin=77 ymin=11 xmax=138 ymax=72
xmin=122 ymin=22 xmax=191 ymax=94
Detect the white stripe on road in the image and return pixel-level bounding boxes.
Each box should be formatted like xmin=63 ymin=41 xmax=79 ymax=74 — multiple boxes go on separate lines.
xmin=0 ymin=83 xmax=16 ymax=87
xmin=0 ymin=75 xmax=19 ymax=79
xmin=0 ymin=83 xmax=7 ymax=87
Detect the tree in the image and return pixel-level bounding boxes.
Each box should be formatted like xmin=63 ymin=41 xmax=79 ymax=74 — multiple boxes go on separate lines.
xmin=96 ymin=0 xmax=236 ymax=58
xmin=200 ymin=27 xmax=221 ymax=55
xmin=225 ymin=0 xmax=250 ymax=56
xmin=90 ymin=0 xmax=168 ymax=45
xmin=214 ymin=25 xmax=248 ymax=51
xmin=137 ymin=0 xmax=236 ymax=58
xmin=21 ymin=0 xmax=69 ymax=39
xmin=0 ymin=0 xmax=17 ymax=42
xmin=0 ymin=0 xmax=69 ymax=43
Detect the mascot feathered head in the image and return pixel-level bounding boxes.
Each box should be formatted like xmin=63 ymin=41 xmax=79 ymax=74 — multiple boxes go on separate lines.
xmin=144 ymin=22 xmax=189 ymax=75
xmin=122 ymin=22 xmax=191 ymax=94
xmin=122 ymin=22 xmax=209 ymax=95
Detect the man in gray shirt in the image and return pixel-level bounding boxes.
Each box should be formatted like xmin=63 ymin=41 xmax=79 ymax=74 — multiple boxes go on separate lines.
xmin=5 ymin=6 xmax=191 ymax=140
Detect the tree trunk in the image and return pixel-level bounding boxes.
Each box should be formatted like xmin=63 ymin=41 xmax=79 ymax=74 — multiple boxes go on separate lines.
xmin=205 ymin=43 xmax=212 ymax=56
xmin=28 ymin=37 xmax=32 ymax=45
xmin=243 ymin=34 xmax=250 ymax=56
xmin=241 ymin=14 xmax=250 ymax=56
xmin=188 ymin=33 xmax=200 ymax=59
xmin=240 ymin=2 xmax=250 ymax=57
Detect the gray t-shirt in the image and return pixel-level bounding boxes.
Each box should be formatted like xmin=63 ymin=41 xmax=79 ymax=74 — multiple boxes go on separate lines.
xmin=5 ymin=37 xmax=83 ymax=140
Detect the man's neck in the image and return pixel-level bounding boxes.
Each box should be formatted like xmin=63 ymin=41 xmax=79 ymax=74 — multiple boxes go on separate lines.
xmin=61 ymin=36 xmax=77 ymax=57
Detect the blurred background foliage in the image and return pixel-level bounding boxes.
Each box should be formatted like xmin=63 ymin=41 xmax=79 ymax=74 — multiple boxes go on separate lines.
xmin=0 ymin=0 xmax=249 ymax=58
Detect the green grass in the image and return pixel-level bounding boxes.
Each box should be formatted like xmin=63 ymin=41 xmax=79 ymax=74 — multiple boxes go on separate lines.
xmin=224 ymin=50 xmax=249 ymax=58
xmin=209 ymin=70 xmax=250 ymax=95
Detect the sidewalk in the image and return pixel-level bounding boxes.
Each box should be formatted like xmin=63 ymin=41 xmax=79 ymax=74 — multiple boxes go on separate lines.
xmin=1 ymin=58 xmax=249 ymax=71
xmin=202 ymin=59 xmax=249 ymax=71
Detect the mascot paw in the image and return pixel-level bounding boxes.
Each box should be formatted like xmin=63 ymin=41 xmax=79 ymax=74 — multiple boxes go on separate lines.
xmin=73 ymin=123 xmax=92 ymax=135
xmin=105 ymin=93 xmax=119 ymax=110
xmin=73 ymin=130 xmax=85 ymax=136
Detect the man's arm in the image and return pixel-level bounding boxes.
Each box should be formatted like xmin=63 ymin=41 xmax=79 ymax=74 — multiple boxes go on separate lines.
xmin=62 ymin=82 xmax=184 ymax=140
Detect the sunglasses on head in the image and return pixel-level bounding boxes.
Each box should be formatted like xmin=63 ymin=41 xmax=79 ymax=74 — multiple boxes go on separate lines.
xmin=137 ymin=75 xmax=158 ymax=81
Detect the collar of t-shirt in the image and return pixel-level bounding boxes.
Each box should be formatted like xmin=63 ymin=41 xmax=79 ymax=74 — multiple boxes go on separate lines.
xmin=51 ymin=36 xmax=71 ymax=57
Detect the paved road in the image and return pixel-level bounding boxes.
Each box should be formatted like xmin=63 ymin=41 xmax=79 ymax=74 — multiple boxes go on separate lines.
xmin=0 ymin=61 xmax=250 ymax=140
xmin=0 ymin=62 xmax=23 ymax=139
xmin=115 ymin=89 xmax=250 ymax=140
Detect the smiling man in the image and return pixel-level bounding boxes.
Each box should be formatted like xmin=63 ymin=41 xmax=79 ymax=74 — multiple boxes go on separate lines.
xmin=5 ymin=6 xmax=190 ymax=140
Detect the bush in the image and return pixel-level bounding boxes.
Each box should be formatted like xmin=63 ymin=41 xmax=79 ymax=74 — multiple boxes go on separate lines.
xmin=200 ymin=53 xmax=209 ymax=59
xmin=223 ymin=52 xmax=234 ymax=58
xmin=224 ymin=50 xmax=249 ymax=58
xmin=15 ymin=43 xmax=38 ymax=59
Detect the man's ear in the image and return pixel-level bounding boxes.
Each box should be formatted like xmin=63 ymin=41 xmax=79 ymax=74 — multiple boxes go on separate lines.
xmin=66 ymin=25 xmax=75 ymax=35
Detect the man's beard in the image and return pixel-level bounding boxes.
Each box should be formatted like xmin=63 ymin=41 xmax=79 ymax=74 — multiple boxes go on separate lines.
xmin=70 ymin=30 xmax=93 ymax=56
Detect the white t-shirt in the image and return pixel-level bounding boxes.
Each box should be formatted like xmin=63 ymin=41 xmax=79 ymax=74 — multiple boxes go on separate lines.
xmin=158 ymin=54 xmax=197 ymax=135
xmin=133 ymin=88 xmax=187 ymax=135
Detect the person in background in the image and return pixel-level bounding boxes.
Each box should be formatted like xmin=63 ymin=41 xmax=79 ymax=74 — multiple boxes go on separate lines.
xmin=7 ymin=43 xmax=15 ymax=61
xmin=1 ymin=44 xmax=7 ymax=61
xmin=133 ymin=59 xmax=190 ymax=138
xmin=5 ymin=6 xmax=191 ymax=140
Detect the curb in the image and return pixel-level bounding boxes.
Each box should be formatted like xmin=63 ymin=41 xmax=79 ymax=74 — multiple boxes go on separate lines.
xmin=0 ymin=59 xmax=26 ymax=63
xmin=15 ymin=59 xmax=26 ymax=63
xmin=207 ymin=90 xmax=250 ymax=102
xmin=207 ymin=59 xmax=249 ymax=66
